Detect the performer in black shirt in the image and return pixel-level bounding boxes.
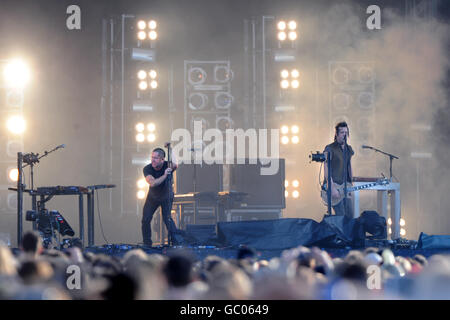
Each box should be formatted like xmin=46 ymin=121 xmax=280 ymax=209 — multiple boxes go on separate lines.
xmin=323 ymin=122 xmax=355 ymax=219
xmin=142 ymin=147 xmax=178 ymax=246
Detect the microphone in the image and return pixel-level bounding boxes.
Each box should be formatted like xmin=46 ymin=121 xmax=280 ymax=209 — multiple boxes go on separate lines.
xmin=57 ymin=144 xmax=66 ymax=149
xmin=362 ymin=145 xmax=372 ymax=149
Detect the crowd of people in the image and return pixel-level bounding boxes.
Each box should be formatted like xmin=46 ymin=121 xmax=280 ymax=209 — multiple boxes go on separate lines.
xmin=0 ymin=230 xmax=449 ymax=300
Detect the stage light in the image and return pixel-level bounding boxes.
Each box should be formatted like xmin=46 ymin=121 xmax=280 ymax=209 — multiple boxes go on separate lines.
xmin=149 ymin=69 xmax=157 ymax=79
xmin=291 ymin=79 xmax=299 ymax=89
xmin=292 ymin=180 xmax=299 ymax=188
xmin=288 ymin=20 xmax=297 ymax=30
xmin=147 ymin=122 xmax=156 ymax=132
xmin=288 ymin=31 xmax=297 ymax=41
xmin=280 ymin=79 xmax=290 ymax=89
xmin=388 ymin=227 xmax=392 ymax=234
xmin=291 ymin=125 xmax=299 ymax=134
xmin=150 ymin=80 xmax=158 ymax=89
xmin=135 ymin=122 xmax=145 ymax=132
xmin=281 ymin=125 xmax=289 ymax=134
xmin=285 ymin=191 xmax=289 ymax=198
xmin=281 ymin=69 xmax=289 ymax=79
xmin=215 ymin=92 xmax=233 ymax=109
xmin=277 ymin=31 xmax=287 ymax=41
xmin=292 ymin=190 xmax=299 ymax=198
xmin=3 ymin=59 xmax=30 ymax=88
xmin=137 ymin=70 xmax=147 ymax=80
xmin=214 ymin=66 xmax=233 ymax=83
xmin=139 ymin=81 xmax=148 ymax=90
xmin=137 ymin=190 xmax=146 ymax=199
xmin=400 ymin=218 xmax=405 ymax=227
xmin=149 ymin=31 xmax=157 ymax=40
xmin=216 ymin=116 xmax=233 ymax=131
xmin=8 ymin=168 xmax=19 ymax=182
xmin=6 ymin=115 xmax=26 ymax=134
xmin=148 ymin=20 xmax=157 ymax=29
xmin=137 ymin=31 xmax=146 ymax=40
xmin=400 ymin=228 xmax=406 ymax=237
xmin=285 ymin=180 xmax=289 ymax=188
xmin=387 ymin=218 xmax=392 ymax=226
xmin=281 ymin=136 xmax=289 ymax=144
xmin=291 ymin=69 xmax=299 ymax=78
xmin=136 ymin=133 xmax=145 ymax=142
xmin=147 ymin=133 xmax=156 ymax=142
xmin=277 ymin=21 xmax=286 ymax=31
xmin=137 ymin=179 xmax=147 ymax=189
xmin=137 ymin=20 xmax=146 ymax=30
xmin=189 ymin=92 xmax=208 ymax=110
xmin=188 ymin=67 xmax=206 ymax=85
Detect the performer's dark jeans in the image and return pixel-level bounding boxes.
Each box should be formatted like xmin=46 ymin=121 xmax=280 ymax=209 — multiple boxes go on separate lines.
xmin=142 ymin=194 xmax=177 ymax=245
xmin=333 ymin=197 xmax=354 ymax=220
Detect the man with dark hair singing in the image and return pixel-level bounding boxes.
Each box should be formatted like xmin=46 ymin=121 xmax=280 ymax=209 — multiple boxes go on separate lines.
xmin=323 ymin=121 xmax=354 ymax=219
xmin=142 ymin=147 xmax=179 ymax=246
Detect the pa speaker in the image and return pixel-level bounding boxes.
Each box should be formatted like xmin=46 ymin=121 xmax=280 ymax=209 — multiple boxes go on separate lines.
xmin=228 ymin=158 xmax=285 ymax=208
xmin=175 ymin=163 xmax=222 ymax=194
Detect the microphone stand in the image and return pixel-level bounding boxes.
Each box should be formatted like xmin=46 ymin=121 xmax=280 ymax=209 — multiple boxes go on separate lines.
xmin=16 ymin=145 xmax=65 ymax=245
xmin=364 ymin=146 xmax=399 ymax=180
xmin=343 ymin=136 xmax=348 ymax=216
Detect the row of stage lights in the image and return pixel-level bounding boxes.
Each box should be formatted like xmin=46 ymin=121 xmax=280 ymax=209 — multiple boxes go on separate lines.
xmin=280 ymin=69 xmax=300 ymax=89
xmin=285 ymin=179 xmax=300 ymax=199
xmin=388 ymin=218 xmax=407 ymax=237
xmin=137 ymin=20 xmax=158 ymax=41
xmin=280 ymin=125 xmax=299 ymax=145
xmin=135 ymin=122 xmax=156 ymax=143
xmin=2 ymin=59 xmax=30 ymax=184
xmin=137 ymin=69 xmax=158 ymax=90
xmin=277 ymin=20 xmax=297 ymax=41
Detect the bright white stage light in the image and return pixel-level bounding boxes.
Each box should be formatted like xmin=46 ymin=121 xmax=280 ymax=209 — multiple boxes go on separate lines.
xmin=291 ymin=79 xmax=299 ymax=89
xmin=277 ymin=31 xmax=287 ymax=41
xmin=135 ymin=122 xmax=145 ymax=132
xmin=136 ymin=133 xmax=145 ymax=142
xmin=137 ymin=20 xmax=147 ymax=30
xmin=149 ymin=31 xmax=157 ymax=40
xmin=280 ymin=69 xmax=289 ymax=79
xmin=3 ymin=59 xmax=30 ymax=88
xmin=147 ymin=123 xmax=156 ymax=132
xmin=137 ymin=190 xmax=146 ymax=199
xmin=137 ymin=70 xmax=147 ymax=80
xmin=137 ymin=179 xmax=147 ymax=189
xmin=139 ymin=81 xmax=148 ymax=90
xmin=137 ymin=31 xmax=146 ymax=40
xmin=148 ymin=20 xmax=157 ymax=29
xmin=281 ymin=125 xmax=289 ymax=134
xmin=7 ymin=115 xmax=26 ymax=134
xmin=292 ymin=180 xmax=299 ymax=188
xmin=292 ymin=190 xmax=299 ymax=198
xmin=150 ymin=80 xmax=158 ymax=89
xmin=149 ymin=69 xmax=157 ymax=79
xmin=281 ymin=136 xmax=290 ymax=145
xmin=291 ymin=69 xmax=299 ymax=78
xmin=147 ymin=133 xmax=156 ymax=142
xmin=288 ymin=20 xmax=297 ymax=30
xmin=277 ymin=21 xmax=286 ymax=31
xmin=8 ymin=168 xmax=19 ymax=182
xmin=280 ymin=79 xmax=290 ymax=89
xmin=288 ymin=31 xmax=297 ymax=41
xmin=291 ymin=125 xmax=299 ymax=134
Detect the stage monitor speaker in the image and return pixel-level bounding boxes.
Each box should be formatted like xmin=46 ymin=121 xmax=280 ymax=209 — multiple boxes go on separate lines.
xmin=228 ymin=158 xmax=285 ymax=208
xmin=175 ymin=163 xmax=222 ymax=194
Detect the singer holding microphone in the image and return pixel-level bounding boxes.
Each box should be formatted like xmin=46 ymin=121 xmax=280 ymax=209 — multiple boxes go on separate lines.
xmin=141 ymin=147 xmax=178 ymax=247
xmin=323 ymin=121 xmax=354 ymax=219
